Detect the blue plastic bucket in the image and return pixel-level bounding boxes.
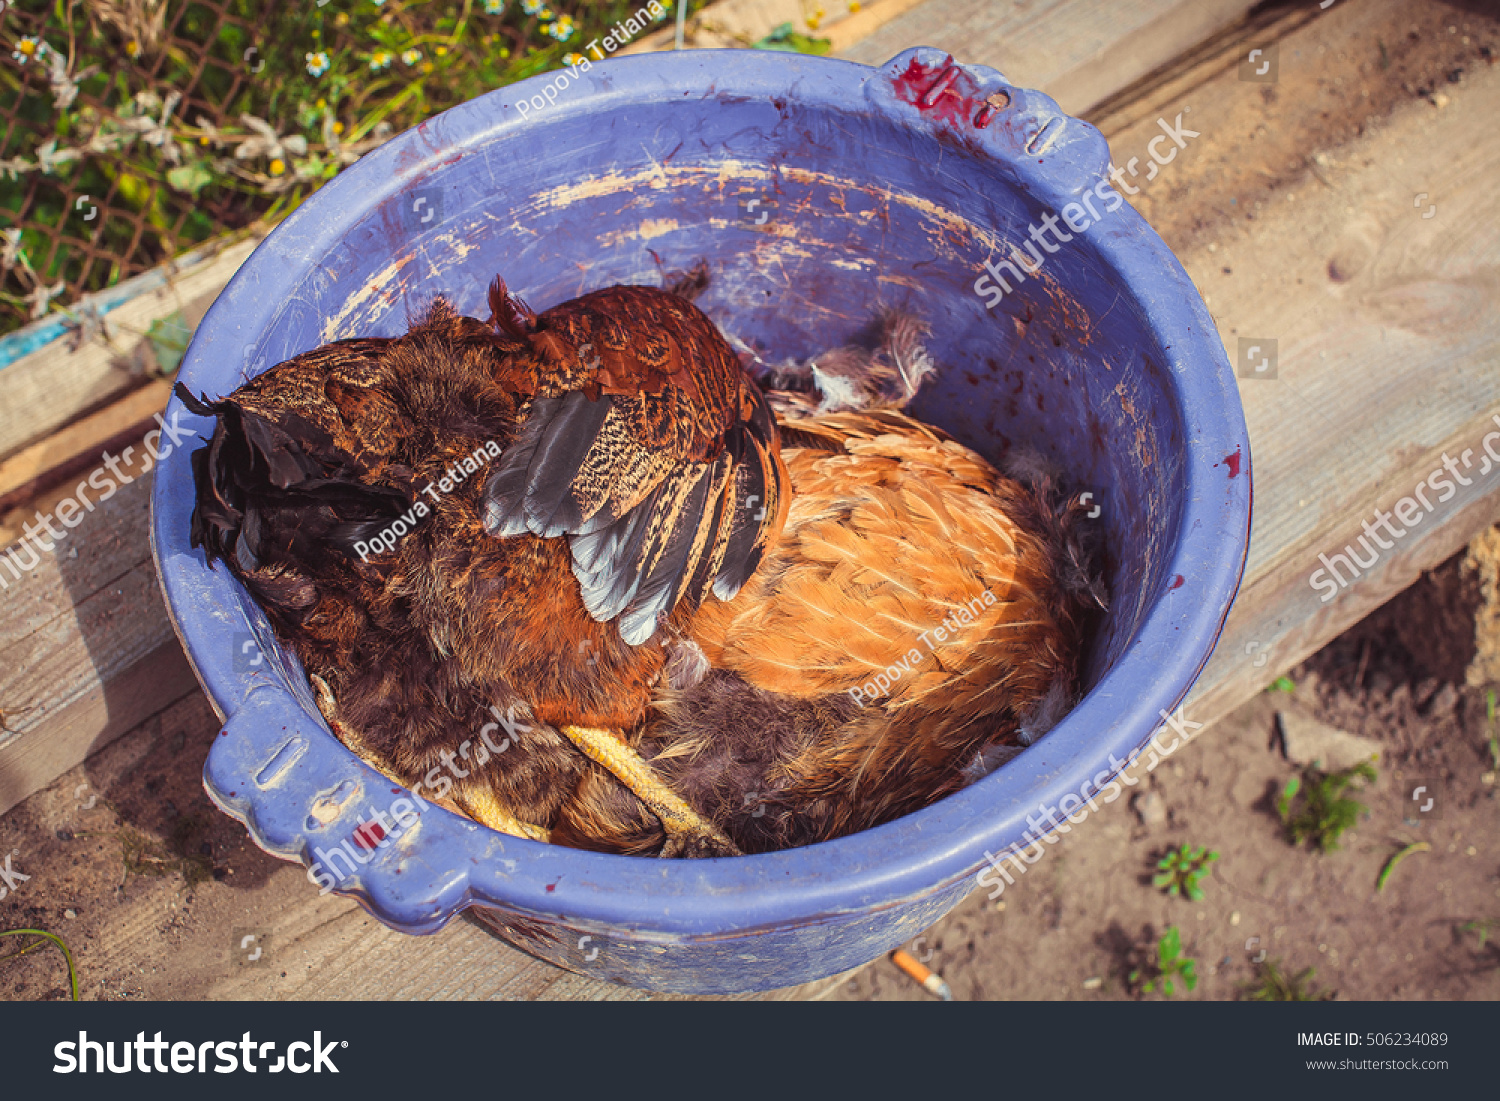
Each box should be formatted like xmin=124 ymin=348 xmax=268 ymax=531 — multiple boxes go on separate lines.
xmin=151 ymin=47 xmax=1250 ymax=994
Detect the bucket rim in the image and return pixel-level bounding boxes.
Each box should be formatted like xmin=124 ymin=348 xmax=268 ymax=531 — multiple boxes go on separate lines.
xmin=151 ymin=45 xmax=1252 ymax=940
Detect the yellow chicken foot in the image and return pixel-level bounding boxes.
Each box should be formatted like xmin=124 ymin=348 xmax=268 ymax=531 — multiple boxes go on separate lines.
xmin=560 ymin=725 xmax=742 ymax=857
xmin=313 ymin=675 xmax=547 ymax=842
xmin=454 ymin=785 xmax=551 ymax=843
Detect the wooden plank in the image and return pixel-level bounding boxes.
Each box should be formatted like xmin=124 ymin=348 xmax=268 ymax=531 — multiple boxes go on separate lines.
xmin=840 ymin=0 xmax=1264 ymax=116
xmin=0 ymin=468 xmax=198 ymax=816
xmin=201 ymin=875 xmax=645 ymax=1002
xmin=1083 ymin=0 xmax=1500 ymax=723
xmin=621 ymin=0 xmax=927 ymax=54
xmin=204 ymin=865 xmax=843 ymax=1000
xmin=1085 ymin=1 xmax=1320 ymax=136
xmin=0 ymin=234 xmax=261 ymax=465
xmin=0 ymin=378 xmax=173 ymax=516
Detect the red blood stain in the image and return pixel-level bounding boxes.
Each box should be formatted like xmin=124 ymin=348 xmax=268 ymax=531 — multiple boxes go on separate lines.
xmin=1223 ymin=447 xmax=1242 ymax=479
xmin=891 ymin=55 xmax=996 ymax=130
xmin=352 ymin=821 xmax=386 ymax=851
xmin=1169 ymin=574 xmax=1185 ymax=590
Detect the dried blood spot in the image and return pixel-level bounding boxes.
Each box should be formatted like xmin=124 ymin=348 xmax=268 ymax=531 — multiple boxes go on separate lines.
xmin=352 ymin=821 xmax=386 ymax=851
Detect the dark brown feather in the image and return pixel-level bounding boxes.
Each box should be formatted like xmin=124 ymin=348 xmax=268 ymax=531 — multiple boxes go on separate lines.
xmin=184 ymin=280 xmax=789 ymax=827
xmin=479 ymin=281 xmax=788 ymax=644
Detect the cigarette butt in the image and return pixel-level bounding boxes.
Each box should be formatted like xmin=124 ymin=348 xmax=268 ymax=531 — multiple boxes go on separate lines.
xmin=890 ymin=948 xmax=953 ymax=1000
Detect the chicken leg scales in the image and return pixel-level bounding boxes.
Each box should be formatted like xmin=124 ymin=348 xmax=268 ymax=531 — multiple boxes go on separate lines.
xmin=559 ymin=726 xmax=741 ymax=857
xmin=454 ymin=788 xmax=551 ymax=843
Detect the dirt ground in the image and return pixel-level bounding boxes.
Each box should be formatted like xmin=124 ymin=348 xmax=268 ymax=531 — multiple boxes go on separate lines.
xmin=836 ymin=541 xmax=1500 ymax=1002
xmin=0 ymin=687 xmax=301 ymax=1001
xmin=2 ymin=0 xmax=1499 ymax=1003
xmin=2 ymin=539 xmax=1496 ymax=1002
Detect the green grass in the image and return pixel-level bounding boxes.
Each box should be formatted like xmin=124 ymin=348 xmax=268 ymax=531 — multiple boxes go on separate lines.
xmin=0 ymin=0 xmax=715 ymax=333
xmin=0 ymin=928 xmax=79 ymax=1001
xmin=1153 ymin=844 xmax=1219 ymax=901
xmin=1460 ymin=918 xmax=1497 ymax=951
xmin=1131 ymin=926 xmax=1197 ymax=998
xmin=1277 ymin=759 xmax=1376 ymax=853
xmin=1243 ymin=958 xmax=1328 ymax=1002
xmin=1376 ymin=840 xmax=1429 ymax=892
xmin=751 ymin=22 xmax=831 ymax=54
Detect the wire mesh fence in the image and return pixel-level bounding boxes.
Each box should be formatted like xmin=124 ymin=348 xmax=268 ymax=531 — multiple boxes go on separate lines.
xmin=0 ymin=0 xmax=723 ymax=338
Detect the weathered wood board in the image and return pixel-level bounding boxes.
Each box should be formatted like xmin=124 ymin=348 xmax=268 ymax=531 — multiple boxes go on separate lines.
xmin=0 ymin=378 xmax=174 ymax=518
xmin=841 ymin=0 xmax=1266 ymax=116
xmin=1094 ymin=0 xmax=1500 ymax=725
xmin=1 ymin=0 xmax=1496 ymax=1002
xmin=0 ymin=234 xmax=262 ymax=464
xmin=0 ymin=463 xmax=198 ymax=817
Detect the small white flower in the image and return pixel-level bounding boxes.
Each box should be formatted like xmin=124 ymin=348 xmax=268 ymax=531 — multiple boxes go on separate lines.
xmin=13 ymin=35 xmax=47 ymax=65
xmin=34 ymin=139 xmax=82 ymax=174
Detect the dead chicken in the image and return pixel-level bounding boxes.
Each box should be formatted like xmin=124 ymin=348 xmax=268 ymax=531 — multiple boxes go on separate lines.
xmin=552 ymin=320 xmax=1106 ymax=853
xmin=183 ymin=276 xmax=785 ymax=855
xmin=184 ymin=274 xmax=1103 ymax=860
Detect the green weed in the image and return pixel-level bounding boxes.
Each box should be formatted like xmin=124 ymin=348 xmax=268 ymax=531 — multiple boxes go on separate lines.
xmin=1243 ymin=958 xmax=1328 ymax=1002
xmin=1153 ymin=844 xmax=1219 ymax=901
xmin=1131 ymin=926 xmax=1197 ymax=998
xmin=1277 ymin=759 xmax=1376 ymax=852
xmin=1460 ymin=918 xmax=1497 ymax=951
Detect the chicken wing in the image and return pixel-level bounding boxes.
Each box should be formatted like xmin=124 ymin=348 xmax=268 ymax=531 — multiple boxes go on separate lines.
xmin=550 ymin=374 xmax=1105 ymax=854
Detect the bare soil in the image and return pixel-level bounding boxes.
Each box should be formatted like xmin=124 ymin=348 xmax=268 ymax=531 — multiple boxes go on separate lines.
xmin=0 ymin=691 xmax=310 ymax=1001
xmin=835 ymin=544 xmax=1500 ymax=1002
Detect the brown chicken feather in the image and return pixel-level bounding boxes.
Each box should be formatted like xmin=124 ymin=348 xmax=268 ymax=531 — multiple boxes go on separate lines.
xmin=481 ymin=280 xmax=788 ymax=643
xmin=183 ymin=281 xmax=786 ymax=840
xmin=550 ymin=408 xmax=1105 ymax=855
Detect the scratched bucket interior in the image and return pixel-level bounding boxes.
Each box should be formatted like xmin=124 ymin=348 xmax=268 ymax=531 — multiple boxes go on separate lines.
xmin=155 ymin=48 xmax=1234 ymax=993
xmin=240 ymin=86 xmax=1181 ymax=702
